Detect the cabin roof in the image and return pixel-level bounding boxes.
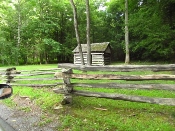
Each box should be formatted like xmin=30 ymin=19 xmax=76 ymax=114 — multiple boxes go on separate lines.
xmin=72 ymin=42 xmax=110 ymax=53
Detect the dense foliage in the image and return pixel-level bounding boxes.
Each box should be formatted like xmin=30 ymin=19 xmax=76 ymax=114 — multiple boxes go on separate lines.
xmin=0 ymin=0 xmax=175 ymax=65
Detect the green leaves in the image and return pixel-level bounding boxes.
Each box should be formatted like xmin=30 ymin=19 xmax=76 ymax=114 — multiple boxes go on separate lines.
xmin=129 ymin=0 xmax=175 ymax=61
xmin=43 ymin=38 xmax=61 ymax=53
xmin=0 ymin=0 xmax=175 ymax=64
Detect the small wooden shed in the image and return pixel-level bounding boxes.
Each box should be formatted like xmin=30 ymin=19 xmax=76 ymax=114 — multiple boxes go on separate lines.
xmin=72 ymin=42 xmax=111 ymax=66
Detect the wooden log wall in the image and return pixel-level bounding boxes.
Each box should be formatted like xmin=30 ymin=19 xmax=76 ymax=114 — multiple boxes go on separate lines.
xmin=53 ymin=63 xmax=175 ymax=105
xmin=74 ymin=53 xmax=111 ymax=66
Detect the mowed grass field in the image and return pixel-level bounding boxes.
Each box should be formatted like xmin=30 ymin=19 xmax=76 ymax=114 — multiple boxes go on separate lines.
xmin=1 ymin=64 xmax=175 ymax=131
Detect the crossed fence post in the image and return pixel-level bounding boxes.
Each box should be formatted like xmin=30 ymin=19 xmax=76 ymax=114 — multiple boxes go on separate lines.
xmin=5 ymin=67 xmax=20 ymax=84
xmin=6 ymin=67 xmax=17 ymax=84
xmin=58 ymin=68 xmax=73 ymax=105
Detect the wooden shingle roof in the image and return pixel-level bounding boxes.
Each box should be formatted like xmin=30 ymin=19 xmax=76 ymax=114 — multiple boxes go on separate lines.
xmin=72 ymin=42 xmax=110 ymax=53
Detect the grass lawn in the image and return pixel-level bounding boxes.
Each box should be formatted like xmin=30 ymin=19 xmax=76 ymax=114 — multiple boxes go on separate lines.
xmin=1 ymin=64 xmax=175 ymax=131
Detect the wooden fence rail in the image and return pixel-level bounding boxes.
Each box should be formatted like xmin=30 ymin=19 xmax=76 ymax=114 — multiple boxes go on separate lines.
xmin=1 ymin=64 xmax=175 ymax=106
xmin=57 ymin=63 xmax=175 ymax=71
xmin=53 ymin=63 xmax=175 ymax=105
xmin=0 ymin=67 xmax=63 ymax=87
xmin=0 ymin=67 xmax=21 ymax=83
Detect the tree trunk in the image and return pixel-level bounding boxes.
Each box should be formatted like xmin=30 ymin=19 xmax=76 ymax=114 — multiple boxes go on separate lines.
xmin=70 ymin=0 xmax=85 ymax=65
xmin=86 ymin=0 xmax=91 ymax=66
xmin=125 ymin=0 xmax=130 ymax=64
xmin=17 ymin=0 xmax=21 ymax=65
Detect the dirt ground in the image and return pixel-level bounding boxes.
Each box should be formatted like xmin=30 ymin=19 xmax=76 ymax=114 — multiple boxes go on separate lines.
xmin=0 ymin=95 xmax=60 ymax=131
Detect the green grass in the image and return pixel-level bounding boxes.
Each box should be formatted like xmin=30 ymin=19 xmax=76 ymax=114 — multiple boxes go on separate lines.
xmin=1 ymin=64 xmax=175 ymax=131
xmin=60 ymin=97 xmax=175 ymax=131
xmin=58 ymin=96 xmax=175 ymax=131
xmin=0 ymin=64 xmax=63 ymax=112
xmin=13 ymin=86 xmax=63 ymax=112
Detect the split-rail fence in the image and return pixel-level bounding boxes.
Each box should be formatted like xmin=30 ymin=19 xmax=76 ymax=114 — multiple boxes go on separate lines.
xmin=1 ymin=64 xmax=175 ymax=106
xmin=0 ymin=67 xmax=62 ymax=87
xmin=53 ymin=63 xmax=175 ymax=106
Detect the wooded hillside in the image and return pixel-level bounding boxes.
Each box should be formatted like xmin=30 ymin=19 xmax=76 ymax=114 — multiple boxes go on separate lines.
xmin=0 ymin=0 xmax=174 ymax=65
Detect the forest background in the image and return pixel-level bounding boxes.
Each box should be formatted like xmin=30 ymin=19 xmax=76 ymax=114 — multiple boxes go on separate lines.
xmin=0 ymin=0 xmax=175 ymax=65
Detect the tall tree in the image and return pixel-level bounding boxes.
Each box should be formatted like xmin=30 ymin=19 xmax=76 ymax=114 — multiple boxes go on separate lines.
xmin=70 ymin=0 xmax=84 ymax=65
xmin=86 ymin=0 xmax=91 ymax=65
xmin=125 ymin=0 xmax=130 ymax=64
xmin=13 ymin=0 xmax=25 ymax=65
xmin=17 ymin=0 xmax=21 ymax=65
xmin=129 ymin=0 xmax=175 ymax=61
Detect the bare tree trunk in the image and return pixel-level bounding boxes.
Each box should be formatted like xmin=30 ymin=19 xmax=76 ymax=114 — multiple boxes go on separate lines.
xmin=17 ymin=0 xmax=21 ymax=65
xmin=125 ymin=0 xmax=130 ymax=64
xmin=86 ymin=0 xmax=91 ymax=66
xmin=70 ymin=0 xmax=85 ymax=65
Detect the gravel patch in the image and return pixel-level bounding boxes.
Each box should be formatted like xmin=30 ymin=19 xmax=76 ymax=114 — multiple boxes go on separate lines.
xmin=0 ymin=96 xmax=59 ymax=131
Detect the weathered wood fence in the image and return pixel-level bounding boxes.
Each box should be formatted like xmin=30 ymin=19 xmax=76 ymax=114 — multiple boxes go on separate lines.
xmin=0 ymin=67 xmax=21 ymax=84
xmin=1 ymin=64 xmax=175 ymax=106
xmin=53 ymin=64 xmax=175 ymax=106
xmin=0 ymin=67 xmax=63 ymax=87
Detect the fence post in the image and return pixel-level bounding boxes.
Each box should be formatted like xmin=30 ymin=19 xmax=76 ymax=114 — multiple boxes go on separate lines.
xmin=5 ymin=67 xmax=16 ymax=84
xmin=61 ymin=68 xmax=73 ymax=105
xmin=5 ymin=67 xmax=21 ymax=84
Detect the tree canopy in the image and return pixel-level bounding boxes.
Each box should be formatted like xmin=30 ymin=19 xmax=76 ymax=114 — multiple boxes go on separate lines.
xmin=0 ymin=0 xmax=175 ymax=65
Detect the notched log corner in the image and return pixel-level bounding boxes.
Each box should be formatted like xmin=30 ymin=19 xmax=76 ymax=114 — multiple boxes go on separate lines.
xmin=54 ymin=72 xmax=62 ymax=78
xmin=53 ymin=86 xmax=65 ymax=94
xmin=6 ymin=67 xmax=16 ymax=71
xmin=53 ymin=85 xmax=73 ymax=94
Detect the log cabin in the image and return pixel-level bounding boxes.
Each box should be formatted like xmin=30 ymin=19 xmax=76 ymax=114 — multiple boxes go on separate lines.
xmin=72 ymin=42 xmax=111 ymax=66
